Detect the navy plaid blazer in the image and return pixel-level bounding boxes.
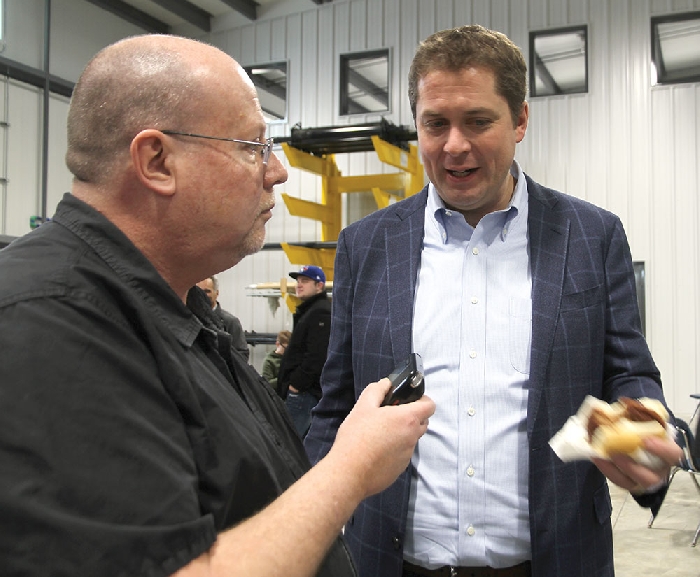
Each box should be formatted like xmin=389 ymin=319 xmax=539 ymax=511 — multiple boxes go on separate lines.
xmin=305 ymin=176 xmax=667 ymax=577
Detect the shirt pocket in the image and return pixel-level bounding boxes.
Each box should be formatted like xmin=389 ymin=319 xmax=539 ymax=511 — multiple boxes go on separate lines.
xmin=509 ymin=298 xmax=532 ymax=374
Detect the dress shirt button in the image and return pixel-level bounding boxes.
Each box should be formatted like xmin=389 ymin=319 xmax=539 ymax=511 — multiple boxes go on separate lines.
xmin=471 ymin=296 xmax=478 ymax=304
xmin=469 ymin=350 xmax=477 ymax=359
xmin=472 ymin=247 xmax=479 ymax=255
xmin=467 ymin=466 xmax=475 ymax=477
xmin=445 ymin=210 xmax=452 ymax=216
xmin=467 ymin=406 xmax=476 ymax=416
xmin=466 ymin=525 xmax=475 ymax=536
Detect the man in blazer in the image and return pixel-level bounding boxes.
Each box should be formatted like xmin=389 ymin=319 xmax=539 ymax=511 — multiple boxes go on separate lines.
xmin=305 ymin=25 xmax=681 ymax=577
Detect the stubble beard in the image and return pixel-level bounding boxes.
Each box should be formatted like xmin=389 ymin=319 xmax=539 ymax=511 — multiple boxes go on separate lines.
xmin=237 ymin=218 xmax=267 ymax=262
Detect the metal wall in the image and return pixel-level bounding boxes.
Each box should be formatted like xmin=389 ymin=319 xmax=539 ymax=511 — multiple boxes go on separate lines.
xmin=0 ymin=0 xmax=149 ymax=239
xmin=0 ymin=0 xmax=697 ymax=411
xmin=209 ymin=0 xmax=700 ymax=408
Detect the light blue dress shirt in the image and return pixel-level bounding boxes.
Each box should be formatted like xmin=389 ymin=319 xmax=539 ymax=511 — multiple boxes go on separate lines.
xmin=405 ymin=161 xmax=532 ymax=569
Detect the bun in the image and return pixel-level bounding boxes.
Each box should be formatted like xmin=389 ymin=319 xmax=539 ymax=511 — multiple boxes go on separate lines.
xmin=587 ymin=397 xmax=668 ymax=457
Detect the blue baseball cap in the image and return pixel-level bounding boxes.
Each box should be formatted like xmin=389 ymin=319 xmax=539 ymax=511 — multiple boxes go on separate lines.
xmin=289 ymin=265 xmax=326 ymax=283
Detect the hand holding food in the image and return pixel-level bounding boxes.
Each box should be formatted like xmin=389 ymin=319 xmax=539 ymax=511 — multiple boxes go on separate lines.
xmin=549 ymin=395 xmax=675 ymax=468
xmin=586 ymin=397 xmax=669 ymax=458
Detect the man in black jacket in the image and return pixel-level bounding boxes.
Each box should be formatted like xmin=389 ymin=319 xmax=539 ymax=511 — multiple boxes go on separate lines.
xmin=278 ymin=265 xmax=331 ymax=437
xmin=196 ymin=275 xmax=250 ymax=361
xmin=0 ymin=35 xmax=436 ymax=577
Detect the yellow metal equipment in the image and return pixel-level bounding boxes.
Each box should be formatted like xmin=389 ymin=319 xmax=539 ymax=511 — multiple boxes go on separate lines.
xmin=279 ymin=135 xmax=423 ymax=313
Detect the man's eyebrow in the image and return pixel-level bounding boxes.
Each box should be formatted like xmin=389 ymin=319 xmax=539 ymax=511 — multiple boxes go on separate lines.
xmin=463 ymin=107 xmax=500 ymax=117
xmin=422 ymin=107 xmax=496 ymax=116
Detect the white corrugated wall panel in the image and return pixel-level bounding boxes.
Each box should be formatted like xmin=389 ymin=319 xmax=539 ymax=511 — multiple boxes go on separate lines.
xmin=5 ymin=82 xmax=41 ymax=237
xmin=46 ymin=95 xmax=72 ymax=212
xmin=608 ymin=0 xmax=633 ymax=225
xmin=627 ymin=0 xmax=654 ymax=267
xmin=2 ymin=0 xmax=697 ymax=393
xmin=670 ymin=84 xmax=699 ymax=412
xmin=650 ymin=87 xmax=678 ymax=401
xmin=208 ymin=0 xmax=700 ymax=403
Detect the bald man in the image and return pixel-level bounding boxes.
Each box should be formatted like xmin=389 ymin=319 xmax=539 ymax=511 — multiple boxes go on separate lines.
xmin=0 ymin=35 xmax=434 ymax=577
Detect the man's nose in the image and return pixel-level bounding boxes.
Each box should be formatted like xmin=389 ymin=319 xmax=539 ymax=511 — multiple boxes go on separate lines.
xmin=265 ymin=151 xmax=289 ymax=186
xmin=443 ymin=127 xmax=471 ymax=156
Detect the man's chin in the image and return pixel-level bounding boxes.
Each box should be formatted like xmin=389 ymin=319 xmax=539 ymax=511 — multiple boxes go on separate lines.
xmin=242 ymin=229 xmax=266 ymax=256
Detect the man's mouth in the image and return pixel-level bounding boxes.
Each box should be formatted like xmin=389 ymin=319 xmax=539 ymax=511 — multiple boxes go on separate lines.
xmin=447 ymin=167 xmax=477 ymax=177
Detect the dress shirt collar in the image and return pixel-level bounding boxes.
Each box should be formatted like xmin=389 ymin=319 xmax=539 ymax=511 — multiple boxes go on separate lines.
xmin=427 ymin=160 xmax=527 ymax=244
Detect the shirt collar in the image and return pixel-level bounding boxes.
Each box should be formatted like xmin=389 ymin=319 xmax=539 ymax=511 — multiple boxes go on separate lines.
xmin=54 ymin=193 xmax=205 ymax=348
xmin=427 ymin=160 xmax=526 ymax=243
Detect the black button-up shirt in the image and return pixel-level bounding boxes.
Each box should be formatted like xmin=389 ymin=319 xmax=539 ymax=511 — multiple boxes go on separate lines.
xmin=0 ymin=194 xmax=355 ymax=577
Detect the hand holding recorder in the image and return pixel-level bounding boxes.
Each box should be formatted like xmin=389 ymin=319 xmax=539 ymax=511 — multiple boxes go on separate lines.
xmin=381 ymin=353 xmax=424 ymax=406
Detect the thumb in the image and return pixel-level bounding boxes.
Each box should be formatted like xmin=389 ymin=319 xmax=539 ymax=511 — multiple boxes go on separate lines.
xmin=359 ymin=378 xmax=392 ymax=406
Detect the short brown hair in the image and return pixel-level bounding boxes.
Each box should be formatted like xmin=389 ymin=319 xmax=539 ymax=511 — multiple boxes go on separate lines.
xmin=277 ymin=330 xmax=291 ymax=347
xmin=408 ymin=25 xmax=527 ymax=126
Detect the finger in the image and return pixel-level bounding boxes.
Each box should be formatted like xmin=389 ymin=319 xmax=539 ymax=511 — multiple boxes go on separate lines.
xmin=592 ymin=457 xmax=638 ymax=491
xmin=594 ymin=455 xmax=654 ymax=492
xmin=607 ymin=452 xmax=669 ymax=489
xmin=642 ymin=436 xmax=684 ymax=466
xmin=413 ymin=395 xmax=436 ymax=421
xmin=358 ymin=378 xmax=392 ymax=405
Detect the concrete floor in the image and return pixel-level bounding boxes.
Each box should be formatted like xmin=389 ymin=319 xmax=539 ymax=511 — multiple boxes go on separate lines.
xmin=612 ymin=470 xmax=700 ymax=577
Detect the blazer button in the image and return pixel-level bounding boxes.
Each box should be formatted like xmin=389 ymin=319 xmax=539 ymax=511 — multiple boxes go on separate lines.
xmin=392 ymin=536 xmax=402 ymax=550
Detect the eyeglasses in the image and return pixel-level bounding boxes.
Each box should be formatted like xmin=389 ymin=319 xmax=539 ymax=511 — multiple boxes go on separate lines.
xmin=161 ymin=130 xmax=274 ymax=165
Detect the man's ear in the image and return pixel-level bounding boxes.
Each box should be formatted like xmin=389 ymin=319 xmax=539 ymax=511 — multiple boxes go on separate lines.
xmin=515 ymin=101 xmax=529 ymax=143
xmin=130 ymin=129 xmax=177 ymax=196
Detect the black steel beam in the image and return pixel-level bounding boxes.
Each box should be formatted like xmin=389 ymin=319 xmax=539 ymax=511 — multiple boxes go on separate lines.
xmin=84 ymin=0 xmax=169 ymax=34
xmin=534 ymin=53 xmax=561 ymax=95
xmin=217 ymin=0 xmax=258 ymax=21
xmin=347 ymin=67 xmax=388 ymax=108
xmin=149 ymin=0 xmax=211 ymax=32
xmin=250 ymin=74 xmax=286 ymax=100
xmin=260 ymin=241 xmax=338 ymax=251
xmin=0 ymin=55 xmax=74 ymax=98
xmin=275 ymin=120 xmax=417 ymax=156
xmin=244 ymin=331 xmax=277 ymax=346
xmin=0 ymin=234 xmax=17 ymax=249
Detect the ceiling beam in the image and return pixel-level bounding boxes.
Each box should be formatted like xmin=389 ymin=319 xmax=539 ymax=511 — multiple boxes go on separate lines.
xmin=534 ymin=53 xmax=561 ymax=95
xmin=84 ymin=0 xmax=169 ymax=34
xmin=250 ymin=75 xmax=286 ymax=100
xmin=149 ymin=0 xmax=212 ymax=32
xmin=217 ymin=0 xmax=258 ymax=21
xmin=347 ymin=68 xmax=388 ymax=108
xmin=0 ymin=54 xmax=74 ymax=98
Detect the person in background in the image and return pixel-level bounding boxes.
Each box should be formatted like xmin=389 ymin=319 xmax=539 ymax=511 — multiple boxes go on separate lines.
xmin=278 ymin=265 xmax=331 ymax=437
xmin=197 ymin=275 xmax=250 ymax=361
xmin=0 ymin=34 xmax=435 ymax=577
xmin=304 ymin=24 xmax=682 ymax=577
xmin=262 ymin=329 xmax=292 ymax=395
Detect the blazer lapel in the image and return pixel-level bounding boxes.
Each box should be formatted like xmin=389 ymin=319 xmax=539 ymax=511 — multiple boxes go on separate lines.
xmin=385 ymin=188 xmax=428 ymax=362
xmin=526 ymin=178 xmax=570 ymax=435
